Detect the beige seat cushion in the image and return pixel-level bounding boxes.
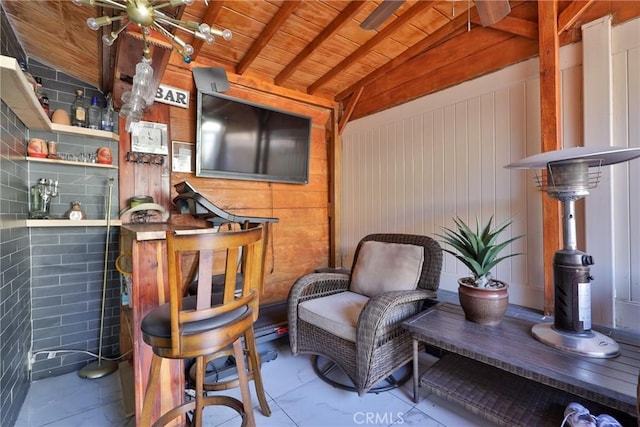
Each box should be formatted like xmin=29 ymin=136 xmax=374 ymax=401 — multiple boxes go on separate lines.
xmin=350 ymin=241 xmax=424 ymax=297
xmin=298 ymin=291 xmax=370 ymax=342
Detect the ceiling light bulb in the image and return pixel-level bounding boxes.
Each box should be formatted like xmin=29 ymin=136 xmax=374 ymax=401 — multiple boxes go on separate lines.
xmin=198 ymin=23 xmax=210 ymax=34
xmin=184 ymin=44 xmax=194 ymax=56
xmin=183 ymin=0 xmax=194 ymax=5
xmin=102 ymin=34 xmax=117 ymax=46
xmin=205 ymin=33 xmax=214 ymax=44
xmin=211 ymin=28 xmax=232 ymax=41
xmin=87 ymin=15 xmax=115 ymax=31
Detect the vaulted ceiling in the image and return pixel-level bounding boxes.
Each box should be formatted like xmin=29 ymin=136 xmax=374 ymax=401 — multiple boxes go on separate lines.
xmin=3 ymin=1 xmax=639 ymax=120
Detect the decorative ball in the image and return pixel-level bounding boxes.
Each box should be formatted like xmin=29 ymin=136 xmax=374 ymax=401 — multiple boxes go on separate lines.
xmin=51 ymin=109 xmax=71 ymax=125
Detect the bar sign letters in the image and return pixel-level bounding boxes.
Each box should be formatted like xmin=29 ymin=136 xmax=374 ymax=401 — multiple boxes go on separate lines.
xmin=155 ymin=85 xmax=189 ymax=109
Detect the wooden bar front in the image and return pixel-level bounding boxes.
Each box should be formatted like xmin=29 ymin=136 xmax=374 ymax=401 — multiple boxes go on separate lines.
xmin=121 ymin=223 xmax=204 ymax=425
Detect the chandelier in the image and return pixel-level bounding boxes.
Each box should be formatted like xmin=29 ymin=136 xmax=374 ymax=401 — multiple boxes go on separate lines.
xmin=72 ymin=0 xmax=232 ymax=131
xmin=72 ymin=0 xmax=232 ymax=63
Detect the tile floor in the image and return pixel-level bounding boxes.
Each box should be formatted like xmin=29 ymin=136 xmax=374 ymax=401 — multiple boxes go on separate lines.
xmin=15 ymin=338 xmax=497 ymax=427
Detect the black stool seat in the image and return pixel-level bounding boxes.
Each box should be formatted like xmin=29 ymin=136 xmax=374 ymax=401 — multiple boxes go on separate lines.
xmin=142 ymin=296 xmax=250 ymax=341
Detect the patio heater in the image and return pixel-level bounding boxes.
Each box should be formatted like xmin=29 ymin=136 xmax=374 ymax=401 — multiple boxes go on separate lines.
xmin=506 ymin=146 xmax=640 ymax=358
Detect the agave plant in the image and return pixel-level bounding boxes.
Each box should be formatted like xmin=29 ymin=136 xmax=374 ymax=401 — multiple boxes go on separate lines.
xmin=440 ymin=216 xmax=523 ymax=288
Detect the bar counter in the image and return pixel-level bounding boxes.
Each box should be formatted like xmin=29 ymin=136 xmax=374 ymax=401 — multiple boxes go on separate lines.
xmin=120 ymin=222 xmax=208 ymax=426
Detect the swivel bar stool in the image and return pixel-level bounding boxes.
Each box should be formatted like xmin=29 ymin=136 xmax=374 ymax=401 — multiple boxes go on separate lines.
xmin=139 ymin=226 xmax=264 ymax=426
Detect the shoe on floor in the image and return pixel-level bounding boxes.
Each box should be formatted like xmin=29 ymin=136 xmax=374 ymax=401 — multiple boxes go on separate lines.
xmin=594 ymin=414 xmax=622 ymax=427
xmin=563 ymin=402 xmax=597 ymax=427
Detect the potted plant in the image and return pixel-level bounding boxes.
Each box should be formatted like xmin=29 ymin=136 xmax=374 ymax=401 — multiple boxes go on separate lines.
xmin=440 ymin=216 xmax=523 ymax=326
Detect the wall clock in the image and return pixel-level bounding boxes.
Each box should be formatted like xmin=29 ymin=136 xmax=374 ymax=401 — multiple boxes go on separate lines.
xmin=130 ymin=121 xmax=169 ymax=155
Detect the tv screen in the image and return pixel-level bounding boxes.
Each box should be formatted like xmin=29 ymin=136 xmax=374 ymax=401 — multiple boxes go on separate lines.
xmin=196 ymin=91 xmax=312 ymax=184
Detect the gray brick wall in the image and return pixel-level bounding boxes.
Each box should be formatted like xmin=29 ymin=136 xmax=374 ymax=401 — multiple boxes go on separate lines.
xmin=25 ymin=70 xmax=121 ymax=380
xmin=1 ymin=5 xmax=31 ymax=427
xmin=1 ymin=12 xmax=122 ymax=427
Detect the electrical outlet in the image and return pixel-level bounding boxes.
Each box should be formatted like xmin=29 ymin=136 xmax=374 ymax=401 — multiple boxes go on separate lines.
xmin=47 ymin=351 xmax=56 ymax=359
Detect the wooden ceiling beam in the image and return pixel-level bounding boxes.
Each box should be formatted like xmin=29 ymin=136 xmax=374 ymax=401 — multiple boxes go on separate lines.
xmin=471 ymin=15 xmax=538 ymax=40
xmin=189 ymin=0 xmax=225 ymax=62
xmin=308 ymin=0 xmax=438 ymax=95
xmin=557 ymin=0 xmax=595 ymax=34
xmin=336 ymin=10 xmax=471 ymax=102
xmin=538 ymin=0 xmax=563 ymax=317
xmin=350 ymin=32 xmax=537 ymax=120
xmin=236 ymin=1 xmax=300 ymax=75
xmin=275 ymin=0 xmax=367 ymax=86
xmin=338 ymin=86 xmax=363 ymax=135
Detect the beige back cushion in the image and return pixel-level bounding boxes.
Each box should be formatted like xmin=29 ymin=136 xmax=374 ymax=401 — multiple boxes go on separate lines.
xmin=350 ymin=241 xmax=424 ymax=297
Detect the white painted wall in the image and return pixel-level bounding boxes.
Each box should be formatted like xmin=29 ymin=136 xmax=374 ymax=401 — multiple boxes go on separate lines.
xmin=341 ymin=17 xmax=639 ymax=331
xmin=583 ymin=17 xmax=640 ymax=329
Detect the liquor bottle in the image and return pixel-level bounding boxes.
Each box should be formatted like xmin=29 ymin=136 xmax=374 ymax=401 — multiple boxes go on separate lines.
xmin=71 ymin=89 xmax=87 ymax=127
xmin=101 ymin=93 xmax=115 ymax=132
xmin=35 ymin=77 xmax=50 ymax=117
xmin=87 ymin=96 xmax=102 ymax=129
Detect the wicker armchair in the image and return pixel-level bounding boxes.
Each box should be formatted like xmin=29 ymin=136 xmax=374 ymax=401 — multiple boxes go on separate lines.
xmin=288 ymin=233 xmax=442 ymax=395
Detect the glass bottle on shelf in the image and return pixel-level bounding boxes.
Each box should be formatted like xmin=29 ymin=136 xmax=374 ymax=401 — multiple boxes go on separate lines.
xmin=101 ymin=93 xmax=115 ymax=132
xmin=35 ymin=77 xmax=50 ymax=118
xmin=88 ymin=96 xmax=101 ymax=129
xmin=71 ymin=89 xmax=86 ymax=127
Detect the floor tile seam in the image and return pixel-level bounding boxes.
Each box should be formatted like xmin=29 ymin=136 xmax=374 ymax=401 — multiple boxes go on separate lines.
xmin=393 ymin=404 xmax=447 ymax=427
xmin=261 ymin=397 xmax=300 ymax=427
xmin=18 ymin=398 xmax=120 ymax=427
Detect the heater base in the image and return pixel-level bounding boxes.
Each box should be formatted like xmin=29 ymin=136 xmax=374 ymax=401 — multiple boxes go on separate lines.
xmin=531 ymin=323 xmax=620 ymax=358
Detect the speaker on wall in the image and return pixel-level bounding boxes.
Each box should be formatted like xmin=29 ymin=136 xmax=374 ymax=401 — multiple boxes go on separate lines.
xmin=192 ymin=67 xmax=230 ymax=93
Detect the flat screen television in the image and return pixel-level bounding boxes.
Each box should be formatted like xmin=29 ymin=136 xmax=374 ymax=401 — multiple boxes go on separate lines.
xmin=196 ymin=91 xmax=312 ymax=184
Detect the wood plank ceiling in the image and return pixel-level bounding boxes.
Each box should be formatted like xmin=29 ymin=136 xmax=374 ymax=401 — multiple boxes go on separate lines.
xmin=3 ymin=1 xmax=639 ymax=121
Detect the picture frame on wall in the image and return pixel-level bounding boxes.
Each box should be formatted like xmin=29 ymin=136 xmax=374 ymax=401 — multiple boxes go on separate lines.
xmin=130 ymin=121 xmax=169 ymax=155
xmin=172 ymin=141 xmax=194 ymax=173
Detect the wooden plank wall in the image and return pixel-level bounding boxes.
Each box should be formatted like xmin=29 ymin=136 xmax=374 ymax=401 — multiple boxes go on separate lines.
xmin=158 ymin=65 xmax=334 ymax=304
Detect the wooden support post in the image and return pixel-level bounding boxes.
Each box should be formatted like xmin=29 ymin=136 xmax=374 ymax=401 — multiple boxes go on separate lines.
xmin=328 ymin=107 xmax=342 ymax=268
xmin=538 ymin=0 xmax=563 ymax=316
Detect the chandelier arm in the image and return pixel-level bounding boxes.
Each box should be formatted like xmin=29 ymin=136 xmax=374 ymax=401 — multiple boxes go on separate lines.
xmin=92 ymin=0 xmax=128 ymax=10
xmin=153 ymin=10 xmax=200 ymax=31
xmin=104 ymin=20 xmax=131 ymax=44
xmin=91 ymin=14 xmax=129 ymax=29
xmin=151 ymin=1 xmax=187 ymax=10
xmin=154 ymin=16 xmax=200 ymax=37
xmin=151 ymin=22 xmax=188 ymax=58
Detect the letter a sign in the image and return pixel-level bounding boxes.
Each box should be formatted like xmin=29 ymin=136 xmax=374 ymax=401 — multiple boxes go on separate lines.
xmin=155 ymin=85 xmax=189 ymax=109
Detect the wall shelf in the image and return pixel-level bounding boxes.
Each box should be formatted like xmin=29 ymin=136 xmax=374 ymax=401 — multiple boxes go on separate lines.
xmin=25 ymin=219 xmax=122 ymax=227
xmin=25 ymin=156 xmax=118 ymax=169
xmin=0 ymin=55 xmax=118 ymax=141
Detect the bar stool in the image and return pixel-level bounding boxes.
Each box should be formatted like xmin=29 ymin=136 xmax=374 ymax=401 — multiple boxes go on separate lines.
xmin=139 ymin=227 xmax=264 ymax=427
xmin=186 ymin=273 xmax=271 ymax=417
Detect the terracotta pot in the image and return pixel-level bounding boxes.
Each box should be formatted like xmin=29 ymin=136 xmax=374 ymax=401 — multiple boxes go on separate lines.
xmin=458 ymin=278 xmax=509 ymax=326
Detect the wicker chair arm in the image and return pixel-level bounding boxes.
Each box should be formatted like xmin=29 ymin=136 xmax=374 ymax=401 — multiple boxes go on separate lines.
xmin=356 ymin=289 xmax=436 ymax=372
xmin=287 ymin=272 xmax=351 ymax=354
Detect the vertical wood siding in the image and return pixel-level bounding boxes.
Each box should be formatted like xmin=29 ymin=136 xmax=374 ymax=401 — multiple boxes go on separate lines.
xmin=611 ymin=18 xmax=640 ymax=328
xmin=342 ymin=44 xmax=585 ymax=310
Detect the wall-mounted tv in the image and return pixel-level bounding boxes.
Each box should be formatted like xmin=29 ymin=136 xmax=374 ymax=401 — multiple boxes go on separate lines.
xmin=196 ymin=91 xmax=312 ymax=184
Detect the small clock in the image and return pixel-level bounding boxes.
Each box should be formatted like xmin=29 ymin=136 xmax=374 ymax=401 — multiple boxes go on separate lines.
xmin=131 ymin=121 xmax=169 ymax=155
xmin=66 ymin=201 xmax=86 ymax=220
